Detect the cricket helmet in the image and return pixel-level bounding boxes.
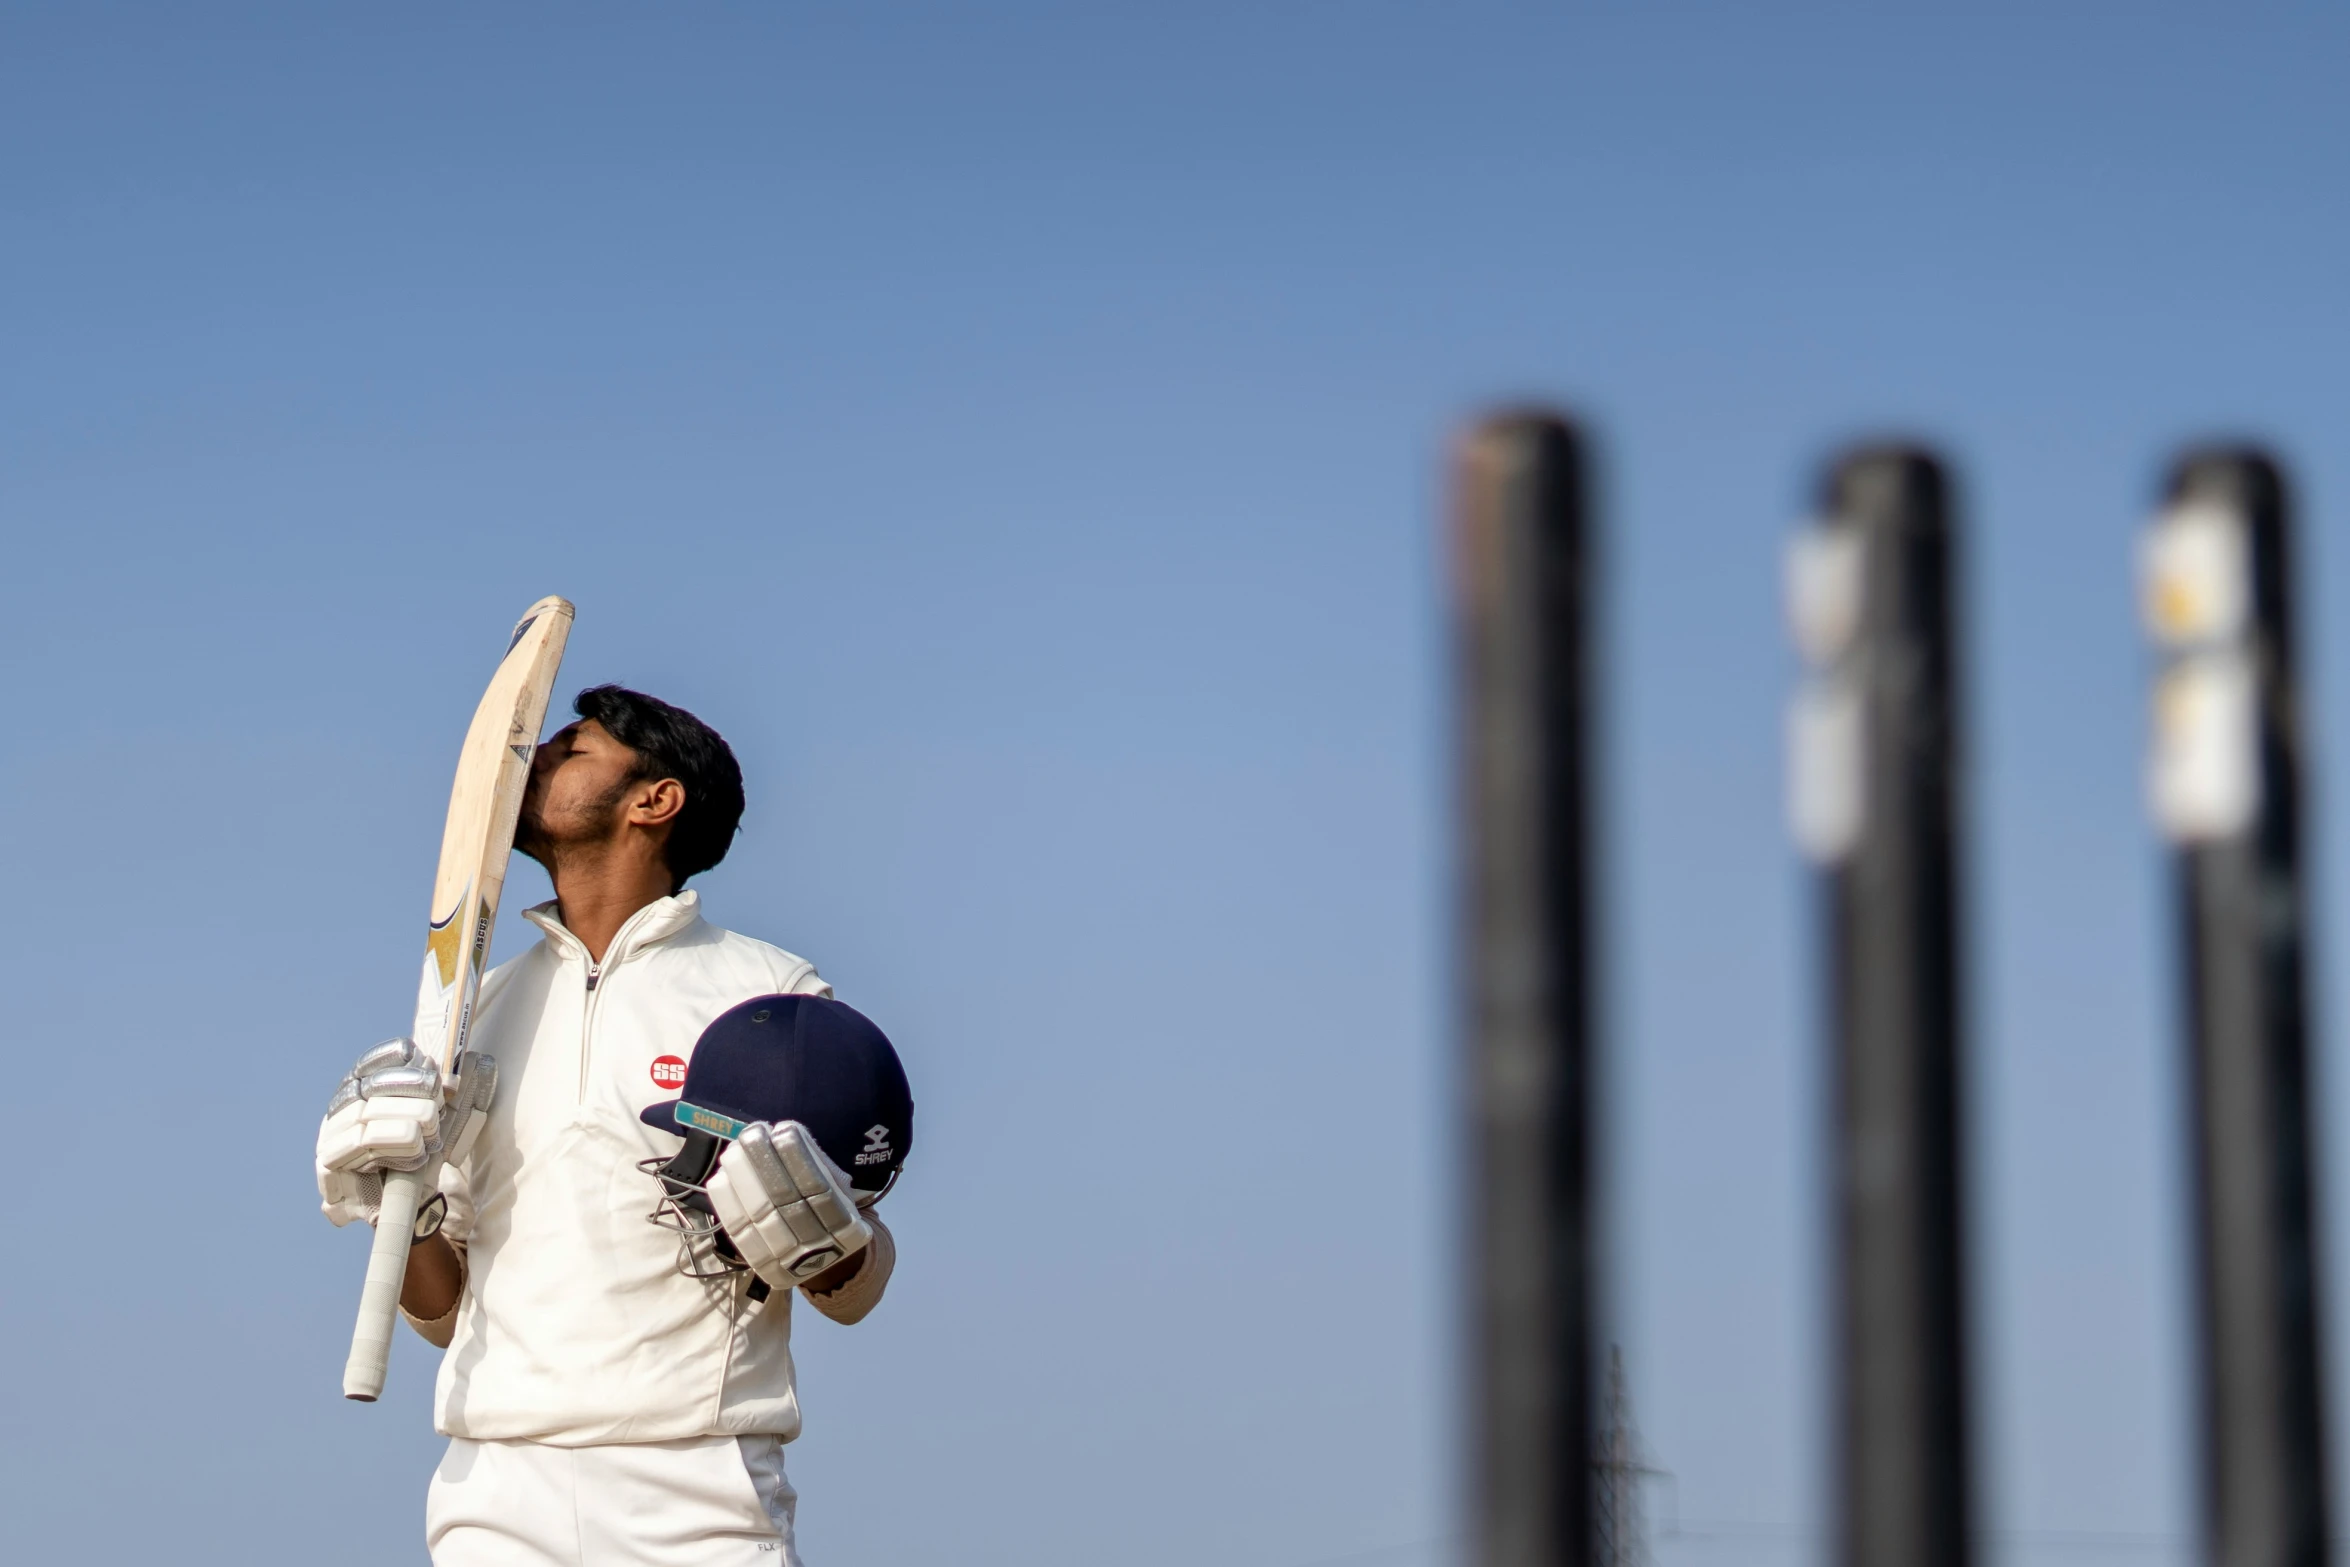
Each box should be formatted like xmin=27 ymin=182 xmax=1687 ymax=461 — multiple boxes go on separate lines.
xmin=640 ymin=993 xmax=914 ymax=1193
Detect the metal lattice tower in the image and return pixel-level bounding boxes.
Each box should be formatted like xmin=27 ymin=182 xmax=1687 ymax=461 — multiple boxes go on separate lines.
xmin=1593 ymin=1346 xmax=1652 ymax=1567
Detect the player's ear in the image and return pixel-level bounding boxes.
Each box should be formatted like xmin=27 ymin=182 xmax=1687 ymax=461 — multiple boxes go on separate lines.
xmin=633 ymin=776 xmax=686 ymax=829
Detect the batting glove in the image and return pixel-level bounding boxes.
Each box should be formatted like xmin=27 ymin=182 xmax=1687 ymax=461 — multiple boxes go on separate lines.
xmin=316 ymin=1040 xmax=497 ymax=1232
xmin=706 ymin=1120 xmax=874 ymax=1291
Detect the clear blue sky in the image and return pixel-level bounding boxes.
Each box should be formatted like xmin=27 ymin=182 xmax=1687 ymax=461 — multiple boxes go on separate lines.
xmin=5 ymin=5 xmax=2349 ymax=1565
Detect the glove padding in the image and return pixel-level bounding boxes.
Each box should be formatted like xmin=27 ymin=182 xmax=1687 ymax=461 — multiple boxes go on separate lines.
xmin=706 ymin=1120 xmax=874 ymax=1291
xmin=316 ymin=1040 xmax=496 ymax=1232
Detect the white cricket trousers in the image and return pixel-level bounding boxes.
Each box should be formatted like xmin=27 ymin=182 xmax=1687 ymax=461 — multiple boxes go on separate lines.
xmin=427 ymin=1434 xmax=802 ymax=1567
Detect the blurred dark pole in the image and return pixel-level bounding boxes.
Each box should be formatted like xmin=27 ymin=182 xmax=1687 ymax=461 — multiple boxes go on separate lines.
xmin=1454 ymin=411 xmax=1596 ymax=1567
xmin=1787 ymin=448 xmax=1973 ymax=1567
xmin=2143 ymin=451 xmax=2331 ymax=1567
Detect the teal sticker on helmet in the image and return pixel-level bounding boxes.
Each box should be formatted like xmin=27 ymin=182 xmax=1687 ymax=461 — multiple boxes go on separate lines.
xmin=674 ymin=1101 xmax=749 ymax=1140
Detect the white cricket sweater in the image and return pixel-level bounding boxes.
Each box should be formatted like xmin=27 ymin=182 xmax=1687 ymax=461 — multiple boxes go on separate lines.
xmin=421 ymin=890 xmax=892 ymax=1446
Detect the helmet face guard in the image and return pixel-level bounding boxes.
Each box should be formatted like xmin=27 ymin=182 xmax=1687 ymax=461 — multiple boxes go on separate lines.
xmin=639 ymin=1129 xmax=770 ymax=1298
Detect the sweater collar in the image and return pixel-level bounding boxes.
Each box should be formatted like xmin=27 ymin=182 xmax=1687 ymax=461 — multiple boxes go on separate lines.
xmin=524 ymin=889 xmax=703 ymax=970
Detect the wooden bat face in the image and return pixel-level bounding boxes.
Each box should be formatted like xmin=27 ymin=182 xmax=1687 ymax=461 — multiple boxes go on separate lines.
xmin=409 ymin=596 xmax=572 ymax=1077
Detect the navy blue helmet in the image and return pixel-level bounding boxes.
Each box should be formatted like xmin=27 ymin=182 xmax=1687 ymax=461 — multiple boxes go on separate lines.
xmin=641 ymin=994 xmax=913 ymax=1193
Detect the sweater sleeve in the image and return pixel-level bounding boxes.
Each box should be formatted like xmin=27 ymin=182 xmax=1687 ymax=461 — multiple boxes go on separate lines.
xmin=802 ymin=1211 xmax=894 ymax=1325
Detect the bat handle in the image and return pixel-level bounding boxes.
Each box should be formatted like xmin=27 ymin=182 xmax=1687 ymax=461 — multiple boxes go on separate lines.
xmin=343 ymin=1166 xmax=429 ymax=1401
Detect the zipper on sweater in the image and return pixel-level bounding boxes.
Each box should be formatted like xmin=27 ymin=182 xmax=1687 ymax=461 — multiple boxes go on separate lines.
xmin=569 ymin=900 xmax=672 ymax=1102
xmin=579 ymin=961 xmax=607 ymax=1101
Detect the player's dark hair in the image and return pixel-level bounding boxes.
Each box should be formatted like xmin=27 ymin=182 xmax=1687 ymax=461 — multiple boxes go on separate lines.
xmin=572 ymin=685 xmax=745 ymax=886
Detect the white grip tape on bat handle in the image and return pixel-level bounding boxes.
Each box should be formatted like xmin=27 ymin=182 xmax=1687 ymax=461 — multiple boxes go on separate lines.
xmin=343 ymin=1167 xmax=427 ymax=1401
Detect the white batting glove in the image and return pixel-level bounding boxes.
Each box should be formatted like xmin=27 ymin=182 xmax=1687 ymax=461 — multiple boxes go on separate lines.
xmin=316 ymin=1040 xmax=496 ymax=1232
xmin=706 ymin=1121 xmax=874 ymax=1291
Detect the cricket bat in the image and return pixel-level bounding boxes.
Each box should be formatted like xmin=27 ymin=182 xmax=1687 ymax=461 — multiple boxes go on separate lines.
xmin=343 ymin=595 xmax=574 ymax=1402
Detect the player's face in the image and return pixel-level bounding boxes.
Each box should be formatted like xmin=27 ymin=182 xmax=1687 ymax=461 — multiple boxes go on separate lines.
xmin=518 ymin=719 xmax=642 ymax=852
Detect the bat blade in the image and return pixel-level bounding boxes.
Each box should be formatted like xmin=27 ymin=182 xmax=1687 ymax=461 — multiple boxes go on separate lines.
xmin=344 ymin=595 xmax=573 ymax=1402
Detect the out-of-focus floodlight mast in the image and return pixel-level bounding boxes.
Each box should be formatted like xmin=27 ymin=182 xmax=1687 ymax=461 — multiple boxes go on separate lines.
xmin=2141 ymin=451 xmax=2332 ymax=1567
xmin=1786 ymin=448 xmax=1973 ymax=1567
xmin=1453 ymin=410 xmax=1597 ymax=1567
